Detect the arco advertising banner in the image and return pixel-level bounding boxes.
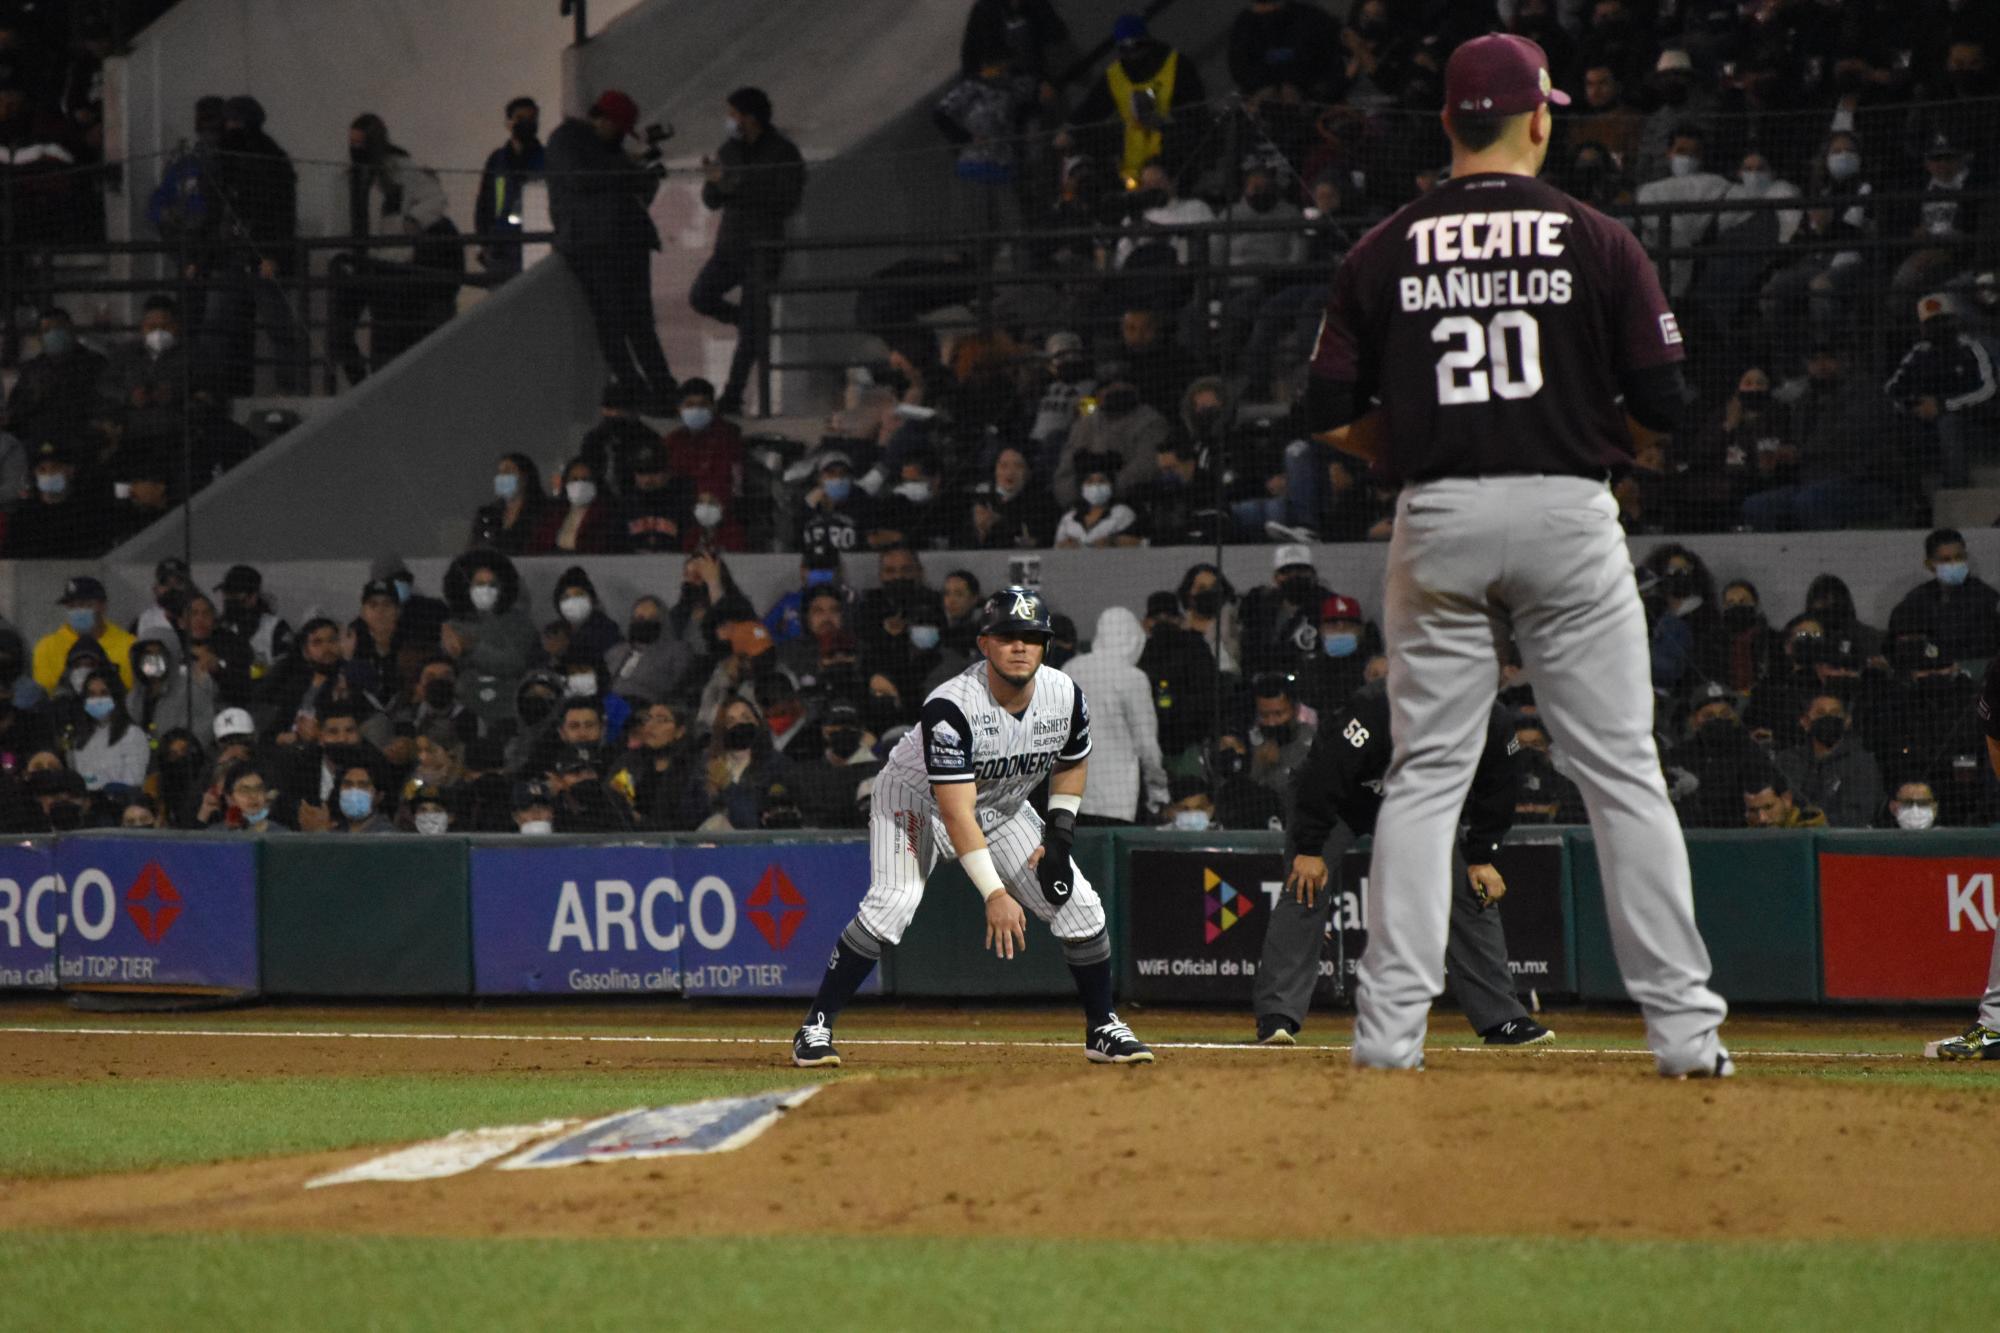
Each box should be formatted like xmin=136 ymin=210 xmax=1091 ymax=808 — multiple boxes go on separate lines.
xmin=470 ymin=841 xmax=875 ymax=998
xmin=0 ymin=841 xmax=56 ymax=990
xmin=50 ymin=838 xmax=259 ymax=994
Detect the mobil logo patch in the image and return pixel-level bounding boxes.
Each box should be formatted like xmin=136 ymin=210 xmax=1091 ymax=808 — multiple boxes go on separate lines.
xmin=745 ymin=864 xmax=806 ymax=950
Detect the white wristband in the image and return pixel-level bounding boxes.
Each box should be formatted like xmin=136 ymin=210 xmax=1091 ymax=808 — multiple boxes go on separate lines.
xmin=960 ymin=847 xmax=1005 ymax=901
xmin=1048 ymin=792 xmax=1083 ymax=817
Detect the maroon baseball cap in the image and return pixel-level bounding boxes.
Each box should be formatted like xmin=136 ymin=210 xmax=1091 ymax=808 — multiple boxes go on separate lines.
xmin=590 ymin=89 xmax=640 ymax=139
xmin=1320 ymin=594 xmax=1362 ymax=625
xmin=1445 ymin=34 xmax=1570 ymax=116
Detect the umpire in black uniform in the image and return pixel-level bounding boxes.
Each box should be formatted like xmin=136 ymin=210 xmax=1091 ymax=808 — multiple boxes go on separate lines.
xmin=545 ymin=89 xmax=676 ymax=413
xmin=1252 ymin=680 xmax=1552 ymax=1047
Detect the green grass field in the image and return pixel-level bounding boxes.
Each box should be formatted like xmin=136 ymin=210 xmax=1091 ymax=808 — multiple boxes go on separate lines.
xmin=2 ymin=1233 xmax=1992 ymax=1331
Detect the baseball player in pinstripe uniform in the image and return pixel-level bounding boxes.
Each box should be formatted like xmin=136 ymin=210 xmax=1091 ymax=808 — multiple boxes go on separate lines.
xmin=1306 ymin=34 xmax=1730 ymax=1076
xmin=792 ymin=587 xmax=1153 ymax=1068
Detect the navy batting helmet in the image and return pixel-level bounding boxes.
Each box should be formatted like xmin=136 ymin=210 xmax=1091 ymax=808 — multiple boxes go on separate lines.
xmin=980 ymin=586 xmax=1053 ymax=639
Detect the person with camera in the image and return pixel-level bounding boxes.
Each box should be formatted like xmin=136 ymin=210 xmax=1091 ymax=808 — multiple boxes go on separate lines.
xmin=692 ymin=87 xmax=805 ymax=418
xmin=545 ymin=89 xmax=676 ymax=414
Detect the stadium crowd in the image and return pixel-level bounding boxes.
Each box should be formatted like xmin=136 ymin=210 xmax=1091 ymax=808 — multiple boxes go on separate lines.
xmin=3 ymin=522 xmax=1998 ymax=837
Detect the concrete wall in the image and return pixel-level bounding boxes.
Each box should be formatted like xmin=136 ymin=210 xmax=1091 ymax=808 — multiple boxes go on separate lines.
xmin=101 ymin=255 xmax=605 ymax=566
xmin=0 ymin=528 xmax=1982 ymax=665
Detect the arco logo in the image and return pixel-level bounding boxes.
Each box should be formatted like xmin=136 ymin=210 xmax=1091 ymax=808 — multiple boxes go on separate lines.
xmin=124 ymin=861 xmax=182 ymax=945
xmin=745 ymin=864 xmax=806 ymax=950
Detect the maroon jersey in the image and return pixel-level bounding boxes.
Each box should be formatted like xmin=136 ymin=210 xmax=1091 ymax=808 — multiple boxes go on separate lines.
xmin=1310 ymin=171 xmax=1684 ymax=485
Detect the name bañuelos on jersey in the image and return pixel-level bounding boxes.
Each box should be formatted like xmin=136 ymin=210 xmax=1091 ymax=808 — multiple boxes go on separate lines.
xmin=877 ymin=660 xmax=1092 ymax=819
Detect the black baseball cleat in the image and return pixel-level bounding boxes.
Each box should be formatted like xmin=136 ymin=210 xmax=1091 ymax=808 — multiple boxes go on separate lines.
xmin=792 ymin=1013 xmax=841 ymax=1068
xmin=1480 ymin=1018 xmax=1556 ymax=1047
xmin=1254 ymin=1014 xmax=1299 ymax=1046
xmin=1086 ymin=1013 xmax=1155 ymax=1064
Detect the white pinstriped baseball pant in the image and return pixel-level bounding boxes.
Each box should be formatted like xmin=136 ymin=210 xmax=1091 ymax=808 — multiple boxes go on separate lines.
xmin=857 ymin=773 xmax=1107 ymax=945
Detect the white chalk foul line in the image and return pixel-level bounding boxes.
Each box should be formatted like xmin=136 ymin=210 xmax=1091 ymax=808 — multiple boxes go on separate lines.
xmin=0 ymin=1025 xmax=1920 ymax=1060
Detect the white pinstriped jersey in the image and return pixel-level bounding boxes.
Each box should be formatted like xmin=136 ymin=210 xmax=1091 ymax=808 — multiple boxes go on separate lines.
xmin=877 ymin=660 xmax=1092 ymax=820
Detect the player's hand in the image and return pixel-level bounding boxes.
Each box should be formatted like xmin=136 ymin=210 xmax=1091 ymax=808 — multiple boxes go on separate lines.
xmin=984 ymin=892 xmax=1027 ymax=959
xmin=1287 ymin=854 xmax=1328 ymax=906
xmin=1468 ymin=863 xmax=1507 ymax=907
xmin=1312 ymin=407 xmax=1385 ymax=464
xmin=1031 ymin=833 xmax=1075 ymax=907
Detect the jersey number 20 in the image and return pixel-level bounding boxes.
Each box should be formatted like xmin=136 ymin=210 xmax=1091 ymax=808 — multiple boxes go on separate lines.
xmin=1432 ymin=311 xmax=1543 ymax=405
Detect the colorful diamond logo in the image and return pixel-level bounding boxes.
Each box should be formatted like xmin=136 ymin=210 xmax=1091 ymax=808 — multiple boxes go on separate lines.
xmin=124 ymin=861 xmax=182 ymax=946
xmin=1202 ymin=867 xmax=1252 ymax=944
xmin=746 ymin=864 xmax=807 ymax=951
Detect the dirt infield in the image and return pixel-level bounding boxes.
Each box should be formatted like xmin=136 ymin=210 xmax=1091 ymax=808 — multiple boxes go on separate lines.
xmin=5 ymin=1003 xmax=1999 ymax=1244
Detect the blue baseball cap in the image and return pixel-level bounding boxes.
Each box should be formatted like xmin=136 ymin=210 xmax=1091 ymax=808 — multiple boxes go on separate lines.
xmin=1112 ymin=14 xmax=1147 ymax=44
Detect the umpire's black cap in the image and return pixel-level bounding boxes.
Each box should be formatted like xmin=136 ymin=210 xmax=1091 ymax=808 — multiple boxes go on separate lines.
xmin=979 ymin=586 xmax=1053 ymax=639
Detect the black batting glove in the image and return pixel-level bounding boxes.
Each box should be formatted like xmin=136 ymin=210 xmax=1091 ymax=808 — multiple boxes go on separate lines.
xmin=1037 ymin=807 xmax=1076 ymax=907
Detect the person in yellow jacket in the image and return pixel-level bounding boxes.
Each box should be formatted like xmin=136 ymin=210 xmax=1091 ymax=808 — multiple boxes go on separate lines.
xmin=1066 ymin=13 xmax=1208 ymax=184
xmin=33 ymin=575 xmax=135 ymax=693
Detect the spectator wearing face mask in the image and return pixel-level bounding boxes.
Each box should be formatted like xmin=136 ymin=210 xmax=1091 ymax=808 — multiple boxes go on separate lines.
xmin=1692 ymin=365 xmax=1793 ymax=525
xmin=1238 ymin=546 xmax=1327 ymax=679
xmin=619 ymin=438 xmax=693 ymax=554
xmin=511 ymin=779 xmax=558 ymax=836
xmin=663 ymin=377 xmax=744 ymax=504
xmin=9 ymin=307 xmax=106 ymax=450
xmin=401 ymin=780 xmax=455 ymax=836
xmin=327 ymin=763 xmax=397 ymax=834
xmin=1297 ymin=593 xmax=1379 ymax=717
xmin=97 ymin=294 xmax=189 ymax=445
xmin=1633 ymin=124 xmax=1729 ymax=298
xmin=792 ymin=452 xmax=872 ymax=552
xmin=1052 ymin=368 xmax=1166 ymax=508
xmin=332 ymin=113 xmax=458 ymax=385
xmin=693 ymin=89 xmax=805 ymax=418
xmin=6 ymin=441 xmax=109 ymax=559
xmin=549 ymin=742 xmax=637 ymax=834
xmin=203 ymin=761 xmax=287 ymax=833
xmin=1137 ymin=591 xmax=1220 ymax=766
xmin=1208 ymin=166 xmax=1307 ymax=351
xmin=543 ymin=568 xmax=617 ymax=666
xmin=532 ymin=458 xmax=625 ymax=555
xmin=1065 ymin=17 xmax=1208 ymax=182
xmin=700 ymin=696 xmax=791 ymax=830
xmin=65 ymin=666 xmax=147 ymax=793
xmin=1209 ymin=731 xmax=1283 ymax=831
xmin=1773 ymin=692 xmax=1884 ymax=829
xmin=1887 ymin=779 xmax=1942 ymax=831
xmin=866 ymin=452 xmax=950 ymax=550
xmin=473 ymin=96 xmax=544 ymax=281
xmin=472 ymin=452 xmax=553 ymax=554
xmin=1025 ymin=333 xmax=1096 ymax=464
xmin=27 ymin=766 xmax=89 ymax=833
xmin=1054 ymin=452 xmax=1141 ymax=548
xmin=1889 ymin=529 xmax=2000 ymax=663
xmin=1741 ymin=342 xmax=1897 ymax=531
xmin=1178 ymin=563 xmax=1241 ymax=677
xmin=1248 ymin=673 xmax=1314 ymax=797
xmin=34 ymin=576 xmax=133 ymax=693
xmin=1717 ymin=580 xmax=1779 ymax=694
xmin=441 ymin=550 xmax=537 ymax=729
xmin=961 ymin=445 xmax=1056 ymax=549
xmin=1758 ymin=134 xmax=1873 ymax=338
xmin=608 ymin=699 xmax=706 ymax=831
xmin=128 ymin=631 xmax=213 ymax=743
xmin=1664 ymin=680 xmax=1757 ymax=829
xmin=1639 ymin=544 xmax=1728 ymax=695
xmin=789 ymin=699 xmax=880 ymax=829
xmin=605 ymin=597 xmax=691 ymax=707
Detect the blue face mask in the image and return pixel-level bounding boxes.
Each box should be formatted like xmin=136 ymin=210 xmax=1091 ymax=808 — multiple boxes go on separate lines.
xmin=909 ymin=625 xmax=942 ymax=652
xmin=338 ymin=788 xmax=375 ymax=820
xmin=243 ymin=806 xmax=271 ymax=826
xmin=1937 ymin=560 xmax=1971 ymax=587
xmin=680 ymin=407 xmax=715 ymax=433
xmin=66 ymin=607 xmax=95 ymax=634
xmin=1322 ymin=631 xmax=1359 ymax=658
xmin=40 ymin=328 xmax=74 ymax=357
xmin=36 ymin=471 xmax=67 ymax=496
xmin=493 ymin=472 xmax=520 ymax=500
xmin=394 ymin=579 xmax=412 ymax=604
xmin=83 ymin=695 xmax=116 ymax=721
xmin=823 ymin=476 xmax=852 ymax=502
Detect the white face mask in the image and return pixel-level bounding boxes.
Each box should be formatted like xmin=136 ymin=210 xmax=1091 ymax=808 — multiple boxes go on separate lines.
xmin=679 ymin=407 xmax=714 ymax=432
xmin=565 ymin=479 xmax=597 ymax=508
xmin=565 ymin=672 xmax=598 ymax=697
xmin=1668 ymin=154 xmax=1699 ymax=178
xmin=694 ymin=502 xmax=724 ymax=528
xmin=1895 ymin=803 xmax=1937 ymax=831
xmin=894 ymin=480 xmax=933 ymax=504
xmin=1826 ymin=150 xmax=1861 ymax=180
xmin=469 ymin=583 xmax=501 ymax=611
xmin=1081 ymin=482 xmax=1114 ymax=507
xmin=518 ymin=818 xmax=553 ymax=835
xmin=1739 ymin=169 xmax=1772 ymax=192
xmin=113 ymin=481 xmax=133 ymax=500
xmin=559 ymin=595 xmax=593 ymax=625
xmin=908 ymin=625 xmax=941 ymax=652
xmin=68 ymin=666 xmax=92 ymax=693
xmin=1172 ymin=807 xmax=1213 ymax=831
xmin=144 ymin=328 xmax=177 ymax=355
xmin=414 ymin=810 xmax=451 ymax=835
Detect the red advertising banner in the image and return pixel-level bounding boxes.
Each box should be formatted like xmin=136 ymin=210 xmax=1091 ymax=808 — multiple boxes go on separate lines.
xmin=1820 ymin=853 xmax=2000 ymax=1000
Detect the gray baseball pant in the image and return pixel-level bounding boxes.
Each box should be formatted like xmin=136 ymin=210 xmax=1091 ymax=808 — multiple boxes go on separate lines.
xmin=1254 ymin=818 xmax=1526 ymax=1034
xmin=1979 ymin=938 xmax=2000 ymax=1032
xmin=1357 ymin=476 xmax=1728 ymax=1075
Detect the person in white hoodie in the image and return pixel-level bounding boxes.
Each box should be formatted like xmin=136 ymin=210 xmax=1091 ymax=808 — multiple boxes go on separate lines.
xmin=1062 ymin=606 xmax=1169 ymax=823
